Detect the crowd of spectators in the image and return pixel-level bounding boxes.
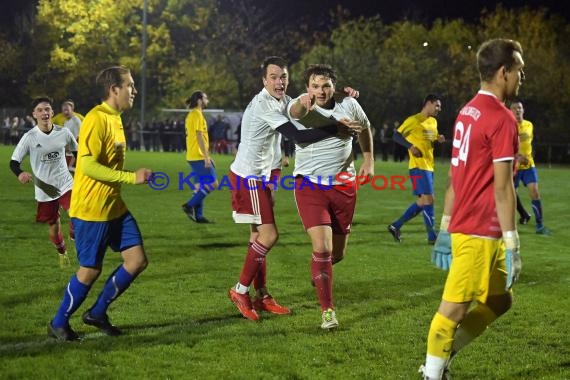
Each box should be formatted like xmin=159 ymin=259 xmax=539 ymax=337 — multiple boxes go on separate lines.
xmin=124 ymin=114 xmax=240 ymax=153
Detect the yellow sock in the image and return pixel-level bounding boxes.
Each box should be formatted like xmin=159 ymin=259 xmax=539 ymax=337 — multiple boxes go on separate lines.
xmin=453 ymin=302 xmax=498 ymax=354
xmin=427 ymin=312 xmax=458 ymax=358
xmin=425 ymin=312 xmax=458 ymax=379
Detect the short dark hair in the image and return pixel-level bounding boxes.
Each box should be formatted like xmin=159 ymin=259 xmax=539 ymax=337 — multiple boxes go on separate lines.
xmin=303 ymin=64 xmax=337 ymax=87
xmin=422 ymin=94 xmax=441 ymax=107
xmin=31 ymin=96 xmax=53 ymax=112
xmin=95 ymin=66 xmax=131 ymax=101
xmin=62 ymin=99 xmax=75 ymax=108
xmin=477 ymin=38 xmax=523 ymax=83
xmin=261 ymin=56 xmax=288 ymax=78
xmin=185 ymin=91 xmax=205 ymax=108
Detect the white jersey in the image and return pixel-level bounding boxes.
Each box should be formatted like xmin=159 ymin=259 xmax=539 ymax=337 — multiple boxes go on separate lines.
xmin=11 ymin=125 xmax=77 ymax=202
xmin=288 ymin=96 xmax=370 ymax=184
xmin=230 ymin=88 xmax=290 ymax=178
xmin=63 ymin=115 xmax=82 ymax=140
xmin=271 ymin=134 xmax=283 ymax=171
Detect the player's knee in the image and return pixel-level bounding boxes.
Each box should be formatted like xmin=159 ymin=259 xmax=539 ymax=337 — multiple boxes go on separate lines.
xmin=486 ymin=293 xmax=512 ymax=317
xmin=258 ymin=231 xmax=278 ymax=248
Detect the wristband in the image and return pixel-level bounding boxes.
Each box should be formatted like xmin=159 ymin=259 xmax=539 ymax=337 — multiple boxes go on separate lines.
xmin=440 ymin=215 xmax=451 ymax=231
xmin=503 ymin=230 xmax=519 ymax=250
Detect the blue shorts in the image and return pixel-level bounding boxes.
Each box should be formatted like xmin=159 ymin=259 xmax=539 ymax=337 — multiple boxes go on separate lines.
xmin=409 ymin=168 xmax=434 ymax=196
xmin=71 ymin=212 xmax=143 ymax=267
xmin=188 ymin=160 xmax=218 ymax=189
xmin=514 ymin=167 xmax=538 ymax=188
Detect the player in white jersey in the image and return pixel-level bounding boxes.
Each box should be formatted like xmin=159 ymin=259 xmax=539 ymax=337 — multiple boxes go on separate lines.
xmin=61 ymin=99 xmax=82 ymax=172
xmin=10 ymin=97 xmax=78 ymax=268
xmin=228 ymin=56 xmax=359 ymax=321
xmin=287 ymin=63 xmax=374 ymax=329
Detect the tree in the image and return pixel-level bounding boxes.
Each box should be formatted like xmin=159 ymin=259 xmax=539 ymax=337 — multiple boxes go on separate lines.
xmin=28 ymin=0 xmax=215 ymax=113
xmin=479 ymin=6 xmax=570 ymax=141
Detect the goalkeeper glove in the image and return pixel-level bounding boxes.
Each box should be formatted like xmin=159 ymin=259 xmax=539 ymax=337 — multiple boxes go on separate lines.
xmin=431 ymin=215 xmax=452 ymax=270
xmin=503 ymin=230 xmax=522 ymax=290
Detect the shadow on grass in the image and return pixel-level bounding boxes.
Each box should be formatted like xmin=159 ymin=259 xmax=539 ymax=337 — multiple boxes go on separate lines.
xmin=196 ymin=242 xmax=242 ymax=249
xmin=0 ymin=313 xmax=248 ymax=358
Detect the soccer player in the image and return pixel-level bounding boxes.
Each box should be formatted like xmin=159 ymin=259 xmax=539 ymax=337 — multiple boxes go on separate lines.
xmin=228 ymin=56 xmax=357 ymax=321
xmin=181 ymin=91 xmax=217 ymax=223
xmin=48 ymin=66 xmax=152 ymax=341
xmin=10 ymin=97 xmax=77 ymax=268
xmin=387 ymin=95 xmax=445 ymax=244
xmin=60 ymin=99 xmax=82 ymax=172
xmin=52 ymin=104 xmax=84 ymax=127
xmin=422 ymin=38 xmax=524 ymax=379
xmin=510 ymin=100 xmax=551 ymax=235
xmin=288 ymin=63 xmax=374 ymax=329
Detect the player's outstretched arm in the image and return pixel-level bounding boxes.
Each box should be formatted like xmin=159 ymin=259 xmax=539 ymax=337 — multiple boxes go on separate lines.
xmin=276 ymin=122 xmax=337 ymax=144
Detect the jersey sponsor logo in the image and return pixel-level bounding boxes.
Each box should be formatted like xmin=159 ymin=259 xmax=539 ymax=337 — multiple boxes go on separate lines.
xmin=41 ymin=151 xmax=62 ymax=163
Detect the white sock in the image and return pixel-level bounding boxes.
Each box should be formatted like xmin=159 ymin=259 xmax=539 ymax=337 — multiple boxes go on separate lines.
xmin=235 ymin=282 xmax=249 ymax=294
xmin=424 ymin=354 xmax=446 ymax=379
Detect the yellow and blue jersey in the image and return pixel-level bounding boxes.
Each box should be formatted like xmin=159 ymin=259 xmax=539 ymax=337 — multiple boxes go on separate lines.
xmin=185 ymin=108 xmax=208 ymax=161
xmin=397 ymin=113 xmax=439 ymax=171
xmin=517 ymin=119 xmax=535 ymax=169
xmin=70 ymin=102 xmax=130 ymax=221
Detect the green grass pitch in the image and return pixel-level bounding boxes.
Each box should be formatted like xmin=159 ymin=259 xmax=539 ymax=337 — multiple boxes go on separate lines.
xmin=0 ymin=145 xmax=568 ymax=379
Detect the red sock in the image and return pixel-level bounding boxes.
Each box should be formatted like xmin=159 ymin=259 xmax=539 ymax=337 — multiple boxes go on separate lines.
xmin=311 ymin=251 xmax=333 ymax=310
xmin=253 ymin=260 xmax=267 ymax=291
xmin=50 ymin=231 xmax=66 ymax=254
xmin=239 ymin=240 xmax=269 ymax=288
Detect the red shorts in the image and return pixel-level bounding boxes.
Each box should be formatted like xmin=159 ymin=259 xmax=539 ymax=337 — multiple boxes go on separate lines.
xmin=36 ymin=190 xmax=71 ymax=224
xmin=229 ymin=171 xmax=275 ymax=225
xmin=294 ymin=177 xmax=356 ymax=235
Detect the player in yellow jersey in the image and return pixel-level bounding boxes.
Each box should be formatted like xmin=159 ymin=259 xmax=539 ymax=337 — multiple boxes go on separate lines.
xmin=48 ymin=66 xmax=153 ymax=341
xmin=52 ymin=106 xmax=84 ymax=127
xmin=181 ymin=91 xmax=218 ymax=223
xmin=388 ymin=94 xmax=445 ymax=244
xmin=510 ymin=100 xmax=551 ymax=235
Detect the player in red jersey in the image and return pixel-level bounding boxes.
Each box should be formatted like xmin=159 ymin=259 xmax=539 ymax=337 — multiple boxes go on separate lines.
xmin=420 ymin=38 xmax=524 ymax=379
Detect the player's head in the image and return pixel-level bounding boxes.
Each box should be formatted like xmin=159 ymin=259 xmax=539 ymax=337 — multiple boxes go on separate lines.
xmin=422 ymin=94 xmax=442 ymax=117
xmin=61 ymin=99 xmax=75 ymax=118
xmin=303 ymin=64 xmax=337 ymax=108
xmin=477 ymin=38 xmax=524 ymax=99
xmin=96 ymin=66 xmax=137 ymax=111
xmin=31 ymin=96 xmax=54 ymax=126
xmin=185 ymin=91 xmax=209 ymax=109
xmin=261 ymin=56 xmax=289 ymax=100
xmin=510 ymin=100 xmax=524 ymax=122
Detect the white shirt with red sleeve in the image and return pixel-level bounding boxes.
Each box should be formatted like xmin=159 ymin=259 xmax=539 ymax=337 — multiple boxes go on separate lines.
xmin=448 ymin=91 xmax=519 ymax=238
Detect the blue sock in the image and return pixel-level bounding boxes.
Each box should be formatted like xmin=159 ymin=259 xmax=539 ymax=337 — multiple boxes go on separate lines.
xmin=393 ymin=202 xmax=422 ymax=229
xmin=531 ymin=199 xmax=543 ymax=227
xmin=89 ymin=265 xmax=135 ymax=318
xmin=422 ymin=204 xmax=437 ymax=241
xmin=52 ymin=275 xmax=91 ymax=328
xmin=186 ymin=187 xmax=212 ymax=208
xmin=195 ymin=202 xmax=204 ymax=219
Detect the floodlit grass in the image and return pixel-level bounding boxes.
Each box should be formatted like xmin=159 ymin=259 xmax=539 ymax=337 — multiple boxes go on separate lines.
xmin=0 ymin=145 xmax=568 ymax=379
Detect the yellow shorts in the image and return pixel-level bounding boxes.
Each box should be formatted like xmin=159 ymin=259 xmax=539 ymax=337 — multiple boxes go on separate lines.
xmin=442 ymin=233 xmax=509 ymax=303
